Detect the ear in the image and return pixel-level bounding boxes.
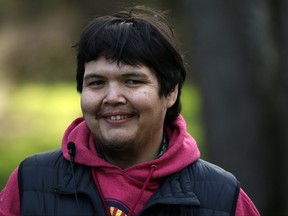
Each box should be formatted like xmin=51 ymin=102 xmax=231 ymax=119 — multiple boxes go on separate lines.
xmin=166 ymin=84 xmax=179 ymax=109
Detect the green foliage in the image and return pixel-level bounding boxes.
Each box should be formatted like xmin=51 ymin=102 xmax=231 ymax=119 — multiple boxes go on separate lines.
xmin=181 ymin=84 xmax=205 ymax=151
xmin=0 ymin=82 xmax=203 ymax=190
xmin=0 ymin=83 xmax=81 ymax=189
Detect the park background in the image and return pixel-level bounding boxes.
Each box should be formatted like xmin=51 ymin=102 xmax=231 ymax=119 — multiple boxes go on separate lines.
xmin=0 ymin=0 xmax=287 ymax=215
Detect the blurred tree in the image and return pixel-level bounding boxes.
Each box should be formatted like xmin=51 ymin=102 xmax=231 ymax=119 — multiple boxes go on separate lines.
xmin=278 ymin=0 xmax=288 ymax=214
xmin=181 ymin=0 xmax=287 ymax=215
xmin=0 ymin=0 xmax=169 ymax=84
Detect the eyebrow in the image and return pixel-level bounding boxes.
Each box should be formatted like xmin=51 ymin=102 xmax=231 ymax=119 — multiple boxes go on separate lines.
xmin=83 ymin=74 xmax=105 ymax=81
xmin=83 ymin=71 xmax=149 ymax=81
xmin=120 ymin=72 xmax=149 ymax=79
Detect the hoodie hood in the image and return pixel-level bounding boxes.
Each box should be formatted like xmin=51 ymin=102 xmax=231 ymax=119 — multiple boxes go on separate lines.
xmin=62 ymin=114 xmax=200 ymax=177
xmin=62 ymin=114 xmax=200 ymax=215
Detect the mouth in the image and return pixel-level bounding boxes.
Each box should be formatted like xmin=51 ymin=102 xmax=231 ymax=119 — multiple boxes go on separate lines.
xmin=96 ymin=110 xmax=138 ymax=122
xmin=107 ymin=114 xmax=133 ymax=121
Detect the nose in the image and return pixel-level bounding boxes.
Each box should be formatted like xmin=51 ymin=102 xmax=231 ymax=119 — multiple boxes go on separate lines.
xmin=103 ymin=83 xmax=127 ymax=106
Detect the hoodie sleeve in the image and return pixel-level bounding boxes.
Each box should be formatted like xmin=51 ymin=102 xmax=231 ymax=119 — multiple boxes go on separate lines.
xmin=235 ymin=188 xmax=260 ymax=216
xmin=0 ymin=168 xmax=20 ymax=216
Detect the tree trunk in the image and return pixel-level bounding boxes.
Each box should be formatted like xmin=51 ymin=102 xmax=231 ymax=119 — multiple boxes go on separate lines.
xmin=181 ymin=0 xmax=286 ymax=214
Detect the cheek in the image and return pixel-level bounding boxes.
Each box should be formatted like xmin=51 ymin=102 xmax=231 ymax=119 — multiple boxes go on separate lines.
xmin=135 ymin=91 xmax=166 ymax=113
xmin=80 ymin=96 xmax=87 ymax=112
xmin=80 ymin=97 xmax=89 ymax=115
xmin=132 ymin=90 xmax=156 ymax=106
xmin=81 ymin=93 xmax=100 ymax=114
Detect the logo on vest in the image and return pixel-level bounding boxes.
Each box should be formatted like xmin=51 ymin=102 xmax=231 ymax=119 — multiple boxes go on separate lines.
xmin=107 ymin=199 xmax=134 ymax=216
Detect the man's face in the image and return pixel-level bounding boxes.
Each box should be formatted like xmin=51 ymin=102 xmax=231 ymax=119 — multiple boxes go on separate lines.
xmin=81 ymin=57 xmax=177 ymax=160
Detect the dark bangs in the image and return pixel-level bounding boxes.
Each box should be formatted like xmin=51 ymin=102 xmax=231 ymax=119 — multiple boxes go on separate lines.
xmin=78 ymin=17 xmax=146 ymax=65
xmin=75 ymin=16 xmax=185 ymax=96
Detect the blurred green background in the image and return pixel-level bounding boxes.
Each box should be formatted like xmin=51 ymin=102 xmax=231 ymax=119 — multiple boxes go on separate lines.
xmin=0 ymin=0 xmax=205 ymax=190
xmin=1 ymin=0 xmax=288 ymax=215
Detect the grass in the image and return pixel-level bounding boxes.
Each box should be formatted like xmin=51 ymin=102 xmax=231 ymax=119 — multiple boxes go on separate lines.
xmin=0 ymin=82 xmax=203 ymax=190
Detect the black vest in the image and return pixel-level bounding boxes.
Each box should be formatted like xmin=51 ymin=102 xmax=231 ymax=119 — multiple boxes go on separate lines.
xmin=18 ymin=149 xmax=240 ymax=216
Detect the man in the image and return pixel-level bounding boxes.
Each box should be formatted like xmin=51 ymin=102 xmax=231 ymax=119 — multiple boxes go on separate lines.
xmin=0 ymin=6 xmax=259 ymax=216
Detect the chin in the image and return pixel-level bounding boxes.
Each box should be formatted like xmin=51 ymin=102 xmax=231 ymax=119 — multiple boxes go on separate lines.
xmin=95 ymin=136 xmax=135 ymax=151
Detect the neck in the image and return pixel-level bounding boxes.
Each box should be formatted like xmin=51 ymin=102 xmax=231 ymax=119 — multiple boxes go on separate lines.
xmin=96 ymin=132 xmax=167 ymax=168
xmin=103 ymin=150 xmax=157 ymax=168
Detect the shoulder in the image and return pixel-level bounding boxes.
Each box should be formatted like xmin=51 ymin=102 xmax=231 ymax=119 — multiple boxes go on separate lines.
xmin=235 ymin=188 xmax=260 ymax=215
xmin=188 ymin=159 xmax=239 ymax=186
xmin=18 ymin=149 xmax=68 ymax=200
xmin=0 ymin=168 xmax=20 ymax=216
xmin=18 ymin=149 xmax=66 ymax=190
xmin=19 ymin=149 xmax=63 ymax=168
xmin=186 ymin=159 xmax=240 ymax=214
xmin=186 ymin=159 xmax=240 ymax=198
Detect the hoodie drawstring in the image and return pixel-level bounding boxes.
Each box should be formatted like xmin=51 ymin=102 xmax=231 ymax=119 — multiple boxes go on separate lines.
xmin=127 ymin=165 xmax=157 ymax=216
xmin=93 ymin=165 xmax=157 ymax=216
xmin=92 ymin=168 xmax=111 ymax=216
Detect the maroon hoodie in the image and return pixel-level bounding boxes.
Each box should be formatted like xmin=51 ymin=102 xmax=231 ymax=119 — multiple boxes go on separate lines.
xmin=0 ymin=115 xmax=259 ymax=216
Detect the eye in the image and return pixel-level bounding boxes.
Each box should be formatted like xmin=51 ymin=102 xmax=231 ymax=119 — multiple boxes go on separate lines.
xmin=125 ymin=79 xmax=143 ymax=85
xmin=92 ymin=80 xmax=105 ymax=85
xmin=86 ymin=80 xmax=106 ymax=88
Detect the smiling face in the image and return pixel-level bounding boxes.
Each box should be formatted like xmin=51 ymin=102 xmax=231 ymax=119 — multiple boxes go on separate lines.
xmin=81 ymin=57 xmax=178 ymax=166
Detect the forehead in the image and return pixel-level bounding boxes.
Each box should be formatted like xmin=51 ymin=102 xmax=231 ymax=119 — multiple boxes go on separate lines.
xmin=84 ymin=57 xmax=156 ymax=77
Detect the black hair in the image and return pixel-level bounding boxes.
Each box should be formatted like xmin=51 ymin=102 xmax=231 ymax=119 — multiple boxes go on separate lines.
xmin=75 ymin=6 xmax=186 ymax=125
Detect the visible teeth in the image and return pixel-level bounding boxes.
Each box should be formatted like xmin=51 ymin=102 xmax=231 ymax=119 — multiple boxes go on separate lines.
xmin=110 ymin=115 xmax=127 ymax=120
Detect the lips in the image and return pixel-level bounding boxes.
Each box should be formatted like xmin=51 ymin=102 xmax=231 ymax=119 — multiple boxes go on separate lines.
xmin=96 ymin=110 xmax=138 ymax=120
xmin=108 ymin=114 xmax=132 ymax=120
